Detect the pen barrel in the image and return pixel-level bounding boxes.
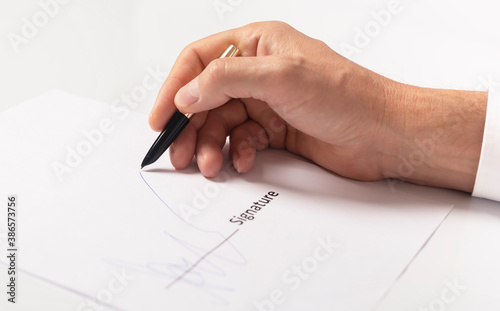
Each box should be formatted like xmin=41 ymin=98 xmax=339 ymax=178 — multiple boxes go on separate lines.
xmin=142 ymin=111 xmax=190 ymax=166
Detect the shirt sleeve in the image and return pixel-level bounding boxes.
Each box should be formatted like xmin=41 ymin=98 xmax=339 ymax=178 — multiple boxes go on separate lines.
xmin=472 ymin=80 xmax=500 ymax=201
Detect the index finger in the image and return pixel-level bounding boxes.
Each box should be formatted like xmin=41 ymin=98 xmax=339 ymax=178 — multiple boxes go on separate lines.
xmin=148 ymin=24 xmax=261 ymax=132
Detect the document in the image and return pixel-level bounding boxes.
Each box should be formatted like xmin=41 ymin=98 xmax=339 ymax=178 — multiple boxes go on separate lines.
xmin=0 ymin=91 xmax=452 ymax=310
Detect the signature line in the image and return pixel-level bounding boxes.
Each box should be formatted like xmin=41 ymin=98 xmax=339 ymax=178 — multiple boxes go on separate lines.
xmin=165 ymin=228 xmax=240 ymax=290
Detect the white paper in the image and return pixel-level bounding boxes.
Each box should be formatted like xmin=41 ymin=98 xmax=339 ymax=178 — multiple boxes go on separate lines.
xmin=0 ymin=91 xmax=453 ymax=310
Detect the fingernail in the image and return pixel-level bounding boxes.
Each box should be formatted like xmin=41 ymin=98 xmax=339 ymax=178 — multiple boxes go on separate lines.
xmin=176 ymin=77 xmax=199 ymax=108
xmin=233 ymin=155 xmax=242 ymax=173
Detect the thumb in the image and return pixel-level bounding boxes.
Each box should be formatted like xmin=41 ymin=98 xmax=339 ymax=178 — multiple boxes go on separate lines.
xmin=174 ymin=55 xmax=291 ymax=114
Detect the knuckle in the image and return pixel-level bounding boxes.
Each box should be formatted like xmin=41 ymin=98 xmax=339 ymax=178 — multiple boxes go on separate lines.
xmin=266 ymin=20 xmax=293 ymax=31
xmin=206 ymin=58 xmax=228 ymax=84
xmin=247 ymin=20 xmax=291 ymax=31
xmin=273 ymin=55 xmax=306 ymax=83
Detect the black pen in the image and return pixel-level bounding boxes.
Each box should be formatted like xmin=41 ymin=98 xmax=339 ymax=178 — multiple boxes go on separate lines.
xmin=141 ymin=45 xmax=239 ymax=169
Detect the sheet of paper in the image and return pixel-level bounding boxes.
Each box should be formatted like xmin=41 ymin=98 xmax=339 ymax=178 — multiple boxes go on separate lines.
xmin=0 ymin=91 xmax=453 ymax=310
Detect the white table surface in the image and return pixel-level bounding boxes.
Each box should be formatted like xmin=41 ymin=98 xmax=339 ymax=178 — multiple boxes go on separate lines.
xmin=2 ymin=0 xmax=500 ymax=310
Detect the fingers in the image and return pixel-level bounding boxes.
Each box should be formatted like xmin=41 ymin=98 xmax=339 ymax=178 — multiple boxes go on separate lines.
xmin=168 ymin=112 xmax=207 ymax=170
xmin=195 ymin=99 xmax=248 ymax=177
xmin=229 ymin=120 xmax=270 ymax=173
xmin=242 ymin=97 xmax=287 ymax=149
xmin=168 ymin=123 xmax=197 ymax=170
xmin=171 ymin=97 xmax=287 ymax=176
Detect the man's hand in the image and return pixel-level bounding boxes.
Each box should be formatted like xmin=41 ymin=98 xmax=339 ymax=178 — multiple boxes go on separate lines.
xmin=149 ymin=21 xmax=487 ymax=192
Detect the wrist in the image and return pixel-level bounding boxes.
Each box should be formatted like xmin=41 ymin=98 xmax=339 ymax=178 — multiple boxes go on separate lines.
xmin=379 ymin=82 xmax=487 ymax=192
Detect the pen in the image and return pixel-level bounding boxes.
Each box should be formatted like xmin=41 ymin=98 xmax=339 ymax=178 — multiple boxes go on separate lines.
xmin=141 ymin=45 xmax=240 ymax=169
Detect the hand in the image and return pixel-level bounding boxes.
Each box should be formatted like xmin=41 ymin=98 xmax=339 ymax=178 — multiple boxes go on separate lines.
xmin=149 ymin=21 xmax=487 ymax=192
xmin=149 ymin=21 xmax=392 ymax=180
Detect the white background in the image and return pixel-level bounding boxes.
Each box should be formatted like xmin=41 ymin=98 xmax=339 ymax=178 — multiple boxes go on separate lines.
xmin=2 ymin=0 xmax=500 ymax=310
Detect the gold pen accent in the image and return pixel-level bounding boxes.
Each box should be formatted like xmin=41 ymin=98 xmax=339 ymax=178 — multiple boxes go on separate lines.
xmin=220 ymin=44 xmax=240 ymax=58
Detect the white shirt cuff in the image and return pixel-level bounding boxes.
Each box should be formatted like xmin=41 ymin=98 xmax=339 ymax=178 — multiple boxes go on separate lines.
xmin=472 ymin=81 xmax=500 ymax=201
